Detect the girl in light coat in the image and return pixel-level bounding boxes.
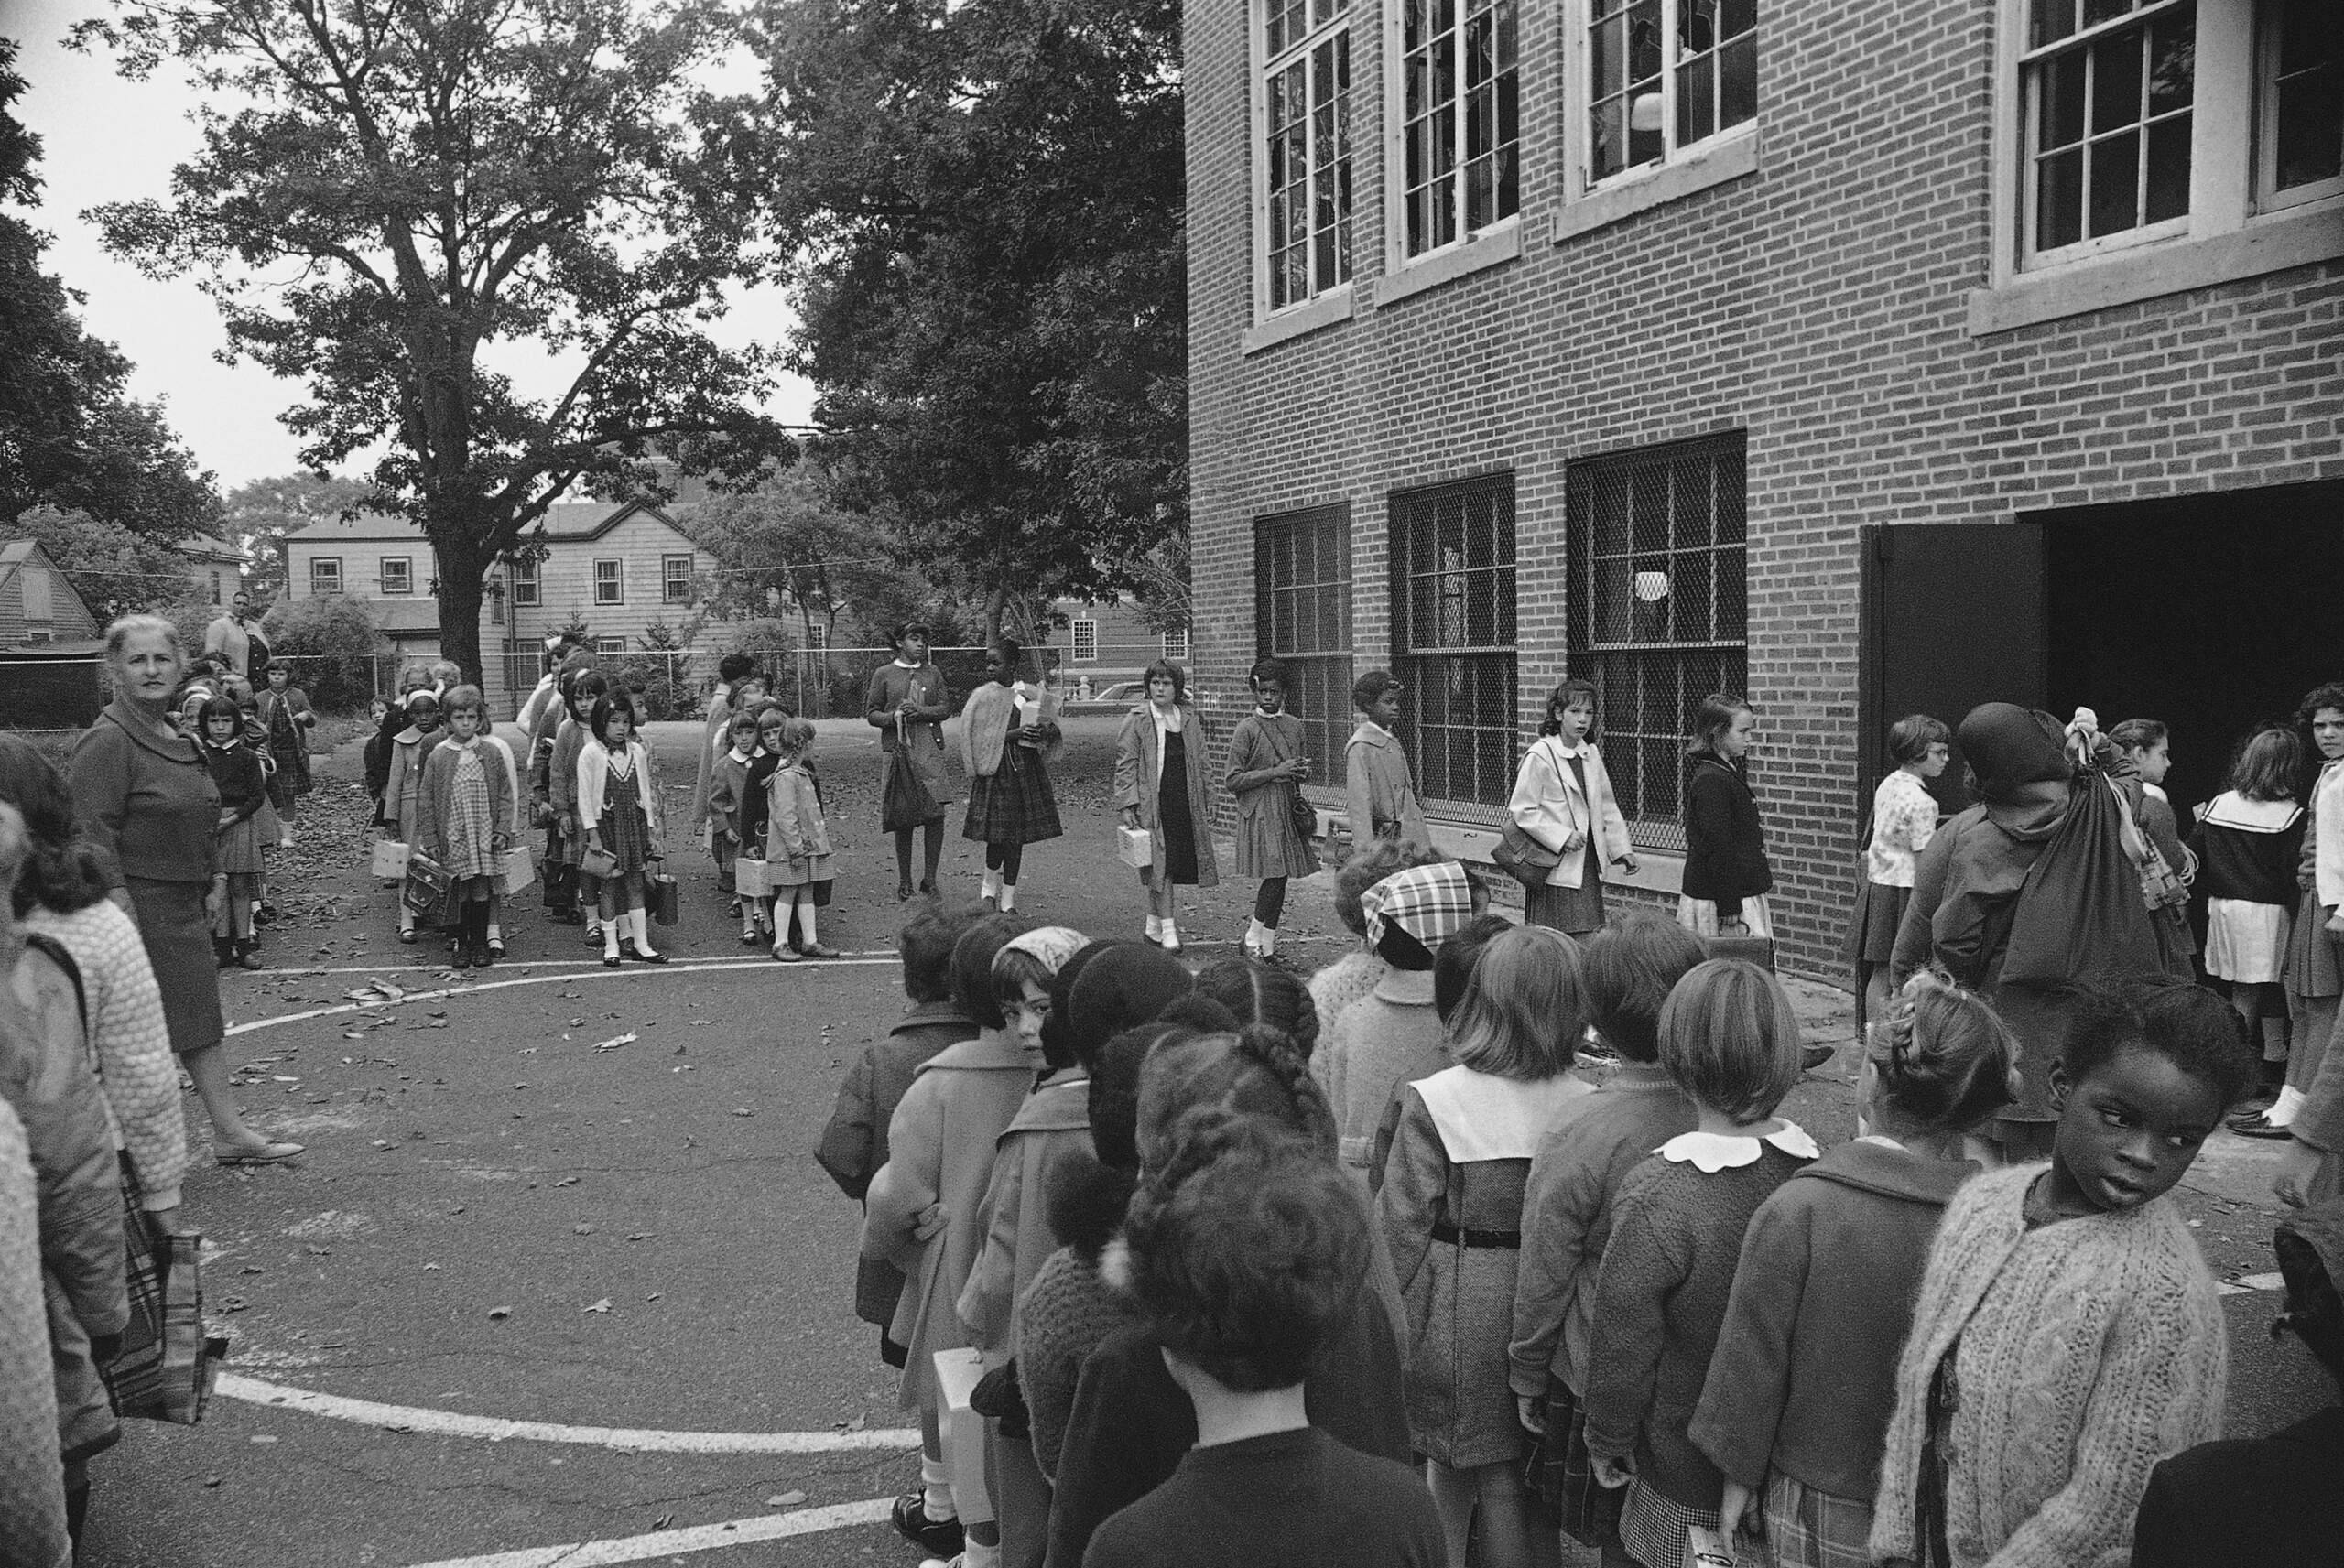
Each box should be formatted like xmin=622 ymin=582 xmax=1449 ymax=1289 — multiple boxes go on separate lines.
xmin=765 ymin=715 xmax=840 ymax=961
xmin=1508 ymin=679 xmax=1638 ymax=936
xmin=1115 ymin=659 xmax=1219 ymax=952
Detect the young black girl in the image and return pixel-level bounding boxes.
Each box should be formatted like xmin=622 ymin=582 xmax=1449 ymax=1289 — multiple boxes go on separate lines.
xmin=959 ymin=637 xmax=1061 ymax=913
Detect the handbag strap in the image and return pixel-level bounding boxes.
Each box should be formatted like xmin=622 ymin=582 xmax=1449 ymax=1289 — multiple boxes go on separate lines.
xmin=1535 ymin=739 xmax=1582 ymax=837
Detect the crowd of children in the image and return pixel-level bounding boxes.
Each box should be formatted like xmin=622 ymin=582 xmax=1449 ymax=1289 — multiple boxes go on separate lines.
xmin=172 ymin=656 xmax=318 ymax=968
xmin=813 ymin=782 xmax=2311 ymax=1568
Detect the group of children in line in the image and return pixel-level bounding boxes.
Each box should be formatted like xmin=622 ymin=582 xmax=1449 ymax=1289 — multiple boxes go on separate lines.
xmin=178 ymin=659 xmax=318 ymax=968
xmin=815 ymin=825 xmax=2327 ymax=1568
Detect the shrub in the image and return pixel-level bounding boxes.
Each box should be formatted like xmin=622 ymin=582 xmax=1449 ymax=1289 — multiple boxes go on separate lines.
xmin=261 ymin=596 xmax=389 ymax=711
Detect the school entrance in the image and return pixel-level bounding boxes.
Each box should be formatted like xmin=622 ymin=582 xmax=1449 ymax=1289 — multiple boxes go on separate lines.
xmin=1859 ymin=477 xmax=2344 ymax=819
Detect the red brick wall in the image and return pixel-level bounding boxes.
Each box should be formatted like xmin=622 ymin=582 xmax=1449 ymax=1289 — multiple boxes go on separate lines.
xmin=1186 ymin=0 xmax=2344 ymax=978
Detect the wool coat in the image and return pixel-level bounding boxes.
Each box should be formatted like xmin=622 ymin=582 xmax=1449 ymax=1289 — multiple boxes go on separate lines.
xmin=1112 ymin=701 xmax=1220 ymax=887
xmin=1869 ymin=1164 xmax=2227 ymax=1568
xmin=1345 ymin=720 xmax=1430 ymax=853
xmin=866 ymin=661 xmax=956 ymax=806
xmin=861 ymin=1028 xmax=1036 ymax=1411
xmin=1507 ymin=738 xmax=1634 ymax=889
xmin=1225 ymin=710 xmax=1321 ymax=880
xmin=1380 ymin=1066 xmax=1595 ymax=1466
xmin=956 ymin=1069 xmax=1091 ymax=1359
xmin=1318 ymin=967 xmax=1446 ymax=1179
xmin=382 ymin=725 xmax=445 ymax=845
xmin=1682 ymin=751 xmax=1774 ymax=903
xmin=816 ymin=1001 xmax=975 ymax=1333
xmin=1688 ymin=1140 xmax=1976 ymax=1502
xmin=765 ymin=760 xmax=833 ymax=886
xmin=689 ymin=684 xmax=735 ymax=835
xmin=71 ymin=698 xmax=221 ymax=887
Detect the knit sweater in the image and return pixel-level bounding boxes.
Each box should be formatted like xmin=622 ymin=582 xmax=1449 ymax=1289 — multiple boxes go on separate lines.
xmin=1016 ymin=1244 xmax=1140 ymax=1480
xmin=1580 ymin=1130 xmax=1816 ymax=1509
xmin=1869 ymin=1164 xmax=2228 ymax=1568
xmin=24 ymin=900 xmax=187 ymax=1212
xmin=1307 ymin=950 xmax=1388 ymax=1054
xmin=0 ymin=1099 xmax=69 ymax=1568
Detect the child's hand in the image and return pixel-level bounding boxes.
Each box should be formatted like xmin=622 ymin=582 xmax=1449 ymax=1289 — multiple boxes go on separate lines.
xmin=1620 ymin=851 xmax=1642 ymax=874
xmin=1590 ymin=1454 xmax=1633 ymax=1490
xmin=2328 ymin=907 xmax=2344 ymax=938
xmin=911 ymin=1203 xmax=948 ymax=1243
xmin=1514 ymin=1394 xmax=1543 ymax=1435
xmin=216 ymin=809 xmax=238 ymax=830
xmin=2273 ymin=1138 xmax=2324 ymax=1208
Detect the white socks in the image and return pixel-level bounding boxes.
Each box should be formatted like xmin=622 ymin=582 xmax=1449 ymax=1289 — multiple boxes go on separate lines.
xmin=919 ymin=1454 xmax=957 ymax=1522
xmin=1243 ymin=917 xmax=1276 ymax=956
xmin=997 ymin=882 xmax=1016 ymax=914
xmin=981 ymin=868 xmax=1002 ymax=904
xmin=1160 ymin=919 xmax=1179 ymax=950
xmin=603 ymin=917 xmax=622 ymax=958
xmin=627 ymin=907 xmax=656 ymax=957
xmin=796 ymin=898 xmax=818 ymax=947
xmin=1145 ymin=914 xmax=1164 ymax=942
xmin=2268 ymin=1086 xmax=2307 ymax=1127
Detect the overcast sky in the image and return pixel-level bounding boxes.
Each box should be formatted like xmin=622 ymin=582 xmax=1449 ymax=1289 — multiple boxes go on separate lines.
xmin=7 ymin=0 xmax=815 ymax=494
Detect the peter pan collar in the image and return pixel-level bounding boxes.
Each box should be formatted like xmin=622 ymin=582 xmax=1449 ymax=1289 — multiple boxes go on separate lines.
xmin=1655 ymin=1120 xmax=1818 ymax=1173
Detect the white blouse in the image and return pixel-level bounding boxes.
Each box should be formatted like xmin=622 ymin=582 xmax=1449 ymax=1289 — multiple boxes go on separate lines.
xmin=1863 ymin=769 xmax=1941 ymax=889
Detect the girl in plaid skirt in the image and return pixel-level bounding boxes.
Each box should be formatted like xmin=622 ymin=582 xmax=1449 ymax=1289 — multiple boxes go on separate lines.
xmin=959 ymin=637 xmax=1060 ymax=913
xmin=1688 ymin=972 xmax=2015 ymax=1568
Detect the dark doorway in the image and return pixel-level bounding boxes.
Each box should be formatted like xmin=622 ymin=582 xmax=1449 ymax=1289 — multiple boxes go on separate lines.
xmin=2040 ymin=479 xmax=2344 ymax=825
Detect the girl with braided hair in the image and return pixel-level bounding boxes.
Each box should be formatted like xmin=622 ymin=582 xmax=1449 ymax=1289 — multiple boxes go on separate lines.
xmin=1047 ymin=1024 xmax=1415 ymax=1568
xmin=1689 ymin=970 xmax=2015 ymax=1568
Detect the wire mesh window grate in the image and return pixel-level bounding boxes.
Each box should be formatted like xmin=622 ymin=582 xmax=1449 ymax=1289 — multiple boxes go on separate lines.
xmin=1255 ymin=503 xmax=1356 ymax=789
xmin=1567 ymin=435 xmax=1747 ymax=851
xmin=1389 ymin=473 xmax=1516 ymax=821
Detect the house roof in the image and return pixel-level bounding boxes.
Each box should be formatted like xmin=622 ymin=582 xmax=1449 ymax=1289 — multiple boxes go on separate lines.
xmin=284 ymin=499 xmax=697 ymax=547
xmin=177 ymin=533 xmax=252 ymax=565
xmin=0 ymin=541 xmax=40 ymax=568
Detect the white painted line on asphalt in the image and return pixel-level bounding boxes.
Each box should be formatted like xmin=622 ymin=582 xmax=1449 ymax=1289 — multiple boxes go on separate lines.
xmin=224 ymin=956 xmax=896 ymax=1035
xmin=218 ymin=1373 xmax=920 ymax=1454
xmin=399 ymin=1497 xmax=895 ymax=1568
xmin=244 ymin=950 xmax=900 ymax=977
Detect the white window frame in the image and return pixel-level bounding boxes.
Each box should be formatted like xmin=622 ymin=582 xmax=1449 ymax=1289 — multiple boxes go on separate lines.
xmin=662 ymin=555 xmax=694 ymax=605
xmin=1384 ymin=0 xmax=1524 ymax=277
xmin=1555 ymin=0 xmax=1762 ymax=240
xmin=1252 ymin=0 xmax=1357 ymax=328
xmin=593 ymin=636 xmax=626 ymax=655
xmin=808 ymin=622 xmax=829 ymax=653
xmin=509 ymin=557 xmax=540 ymax=606
xmin=379 ymin=555 xmax=413 ymax=595
xmin=1161 ymin=627 xmax=1191 ymax=661
xmin=1974 ymin=0 xmax=2344 ymax=330
xmin=309 ymin=557 xmax=342 ymax=597
xmin=592 ymin=558 xmax=624 ymax=606
xmin=1071 ymin=617 xmax=1100 ymax=663
xmin=2256 ymin=0 xmax=2342 ymax=212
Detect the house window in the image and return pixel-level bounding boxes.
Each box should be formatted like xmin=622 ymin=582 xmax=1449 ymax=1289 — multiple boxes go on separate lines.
xmin=593 ymin=559 xmax=623 ymax=605
xmin=2012 ymin=0 xmax=2342 ymax=269
xmin=808 ymin=622 xmax=829 ymax=653
xmin=662 ymin=555 xmax=694 ymax=605
xmin=1389 ymin=475 xmax=1516 ymax=818
xmin=1260 ymin=0 xmax=1355 ymax=310
xmin=209 ymin=572 xmax=222 ymax=606
xmin=593 ymin=636 xmax=626 ymax=655
xmin=1255 ymin=503 xmax=1355 ymax=787
xmin=1566 ymin=432 xmax=1747 ymax=852
xmin=379 ymin=556 xmax=413 ymax=595
xmin=1071 ymin=617 xmax=1100 ymax=663
xmin=1579 ymin=0 xmax=1756 ymax=189
xmin=1161 ymin=628 xmax=1190 ymax=661
xmin=510 ymin=558 xmax=540 ymax=606
xmin=309 ymin=557 xmax=342 ymax=596
xmin=1399 ymin=0 xmax=1520 ymax=258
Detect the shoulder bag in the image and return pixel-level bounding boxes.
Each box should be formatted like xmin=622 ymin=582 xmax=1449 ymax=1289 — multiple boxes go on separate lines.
xmin=1492 ymin=741 xmax=1570 ymax=888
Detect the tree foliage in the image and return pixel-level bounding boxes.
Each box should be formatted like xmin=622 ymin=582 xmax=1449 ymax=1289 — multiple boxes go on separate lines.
xmin=748 ymin=0 xmax=1188 ymax=641
xmin=260 ymin=590 xmax=388 ymax=711
xmin=690 ymin=460 xmax=953 ymax=649
xmin=75 ymin=0 xmax=798 ymax=681
xmin=16 ymin=504 xmax=204 ymax=626
xmin=222 ymin=470 xmax=375 ymax=587
xmin=0 ymin=37 xmax=219 ymax=541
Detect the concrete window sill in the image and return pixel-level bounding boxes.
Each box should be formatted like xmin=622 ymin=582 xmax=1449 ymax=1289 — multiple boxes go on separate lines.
xmin=1372 ymin=220 xmax=1524 ymax=308
xmin=1968 ymin=205 xmax=2344 ymax=336
xmin=1243 ymin=287 xmax=1357 ymax=354
xmin=1553 ymin=132 xmax=1760 ymax=243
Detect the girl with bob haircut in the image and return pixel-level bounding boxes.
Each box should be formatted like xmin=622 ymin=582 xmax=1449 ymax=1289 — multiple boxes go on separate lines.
xmin=578 ymin=691 xmax=665 ymax=966
xmin=1849 ymin=713 xmax=1951 ymax=1025
xmin=543 ymin=669 xmax=607 ymax=932
xmin=1347 ymin=667 xmax=1431 ymax=855
xmin=2193 ymin=724 xmax=2306 ymax=1129
xmin=1225 ymin=656 xmax=1321 ymax=958
xmin=1381 ymin=925 xmax=1594 ymax=1568
xmin=1582 ymin=958 xmax=1818 ymax=1568
xmin=1085 ymin=1115 xmax=1444 ymax=1568
xmin=1115 ymin=657 xmax=1218 ymax=951
xmin=414 ymin=685 xmax=515 ymax=969
xmin=1680 ymin=694 xmax=1774 ymax=938
xmin=1509 ymin=677 xmax=1638 ymax=937
xmin=1690 ymin=970 xmax=2016 ymax=1567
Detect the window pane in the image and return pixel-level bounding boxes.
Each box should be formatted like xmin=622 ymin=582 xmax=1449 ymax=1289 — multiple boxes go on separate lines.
xmin=2032 ymin=0 xmax=2075 ymax=47
xmin=1720 ymin=0 xmax=1755 ymax=40
xmin=2144 ymin=114 xmax=2191 ymax=220
xmin=2089 ymin=127 xmax=2141 ymax=234
xmin=2147 ymin=8 xmax=2193 ymax=112
xmin=1677 ymin=50 xmax=1715 ymax=145
xmin=2090 ymin=30 xmax=2143 ymax=135
xmin=2038 ymin=146 xmax=2086 ymax=246
xmin=2274 ymin=69 xmax=2343 ymax=189
xmin=1720 ymin=34 xmax=1757 ymax=127
xmin=1592 ymin=12 xmax=1622 ymax=96
xmin=2082 ymin=0 xmax=2133 ymax=25
xmin=1628 ymin=0 xmax=1663 ymax=81
xmin=1591 ymin=94 xmax=1626 ymax=180
xmin=2043 ymin=49 xmax=2088 ymax=148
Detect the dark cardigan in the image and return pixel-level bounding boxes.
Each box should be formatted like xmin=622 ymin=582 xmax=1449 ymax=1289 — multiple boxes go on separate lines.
xmin=1682 ymin=752 xmax=1773 ymax=903
xmin=71 ymin=699 xmax=221 ymax=886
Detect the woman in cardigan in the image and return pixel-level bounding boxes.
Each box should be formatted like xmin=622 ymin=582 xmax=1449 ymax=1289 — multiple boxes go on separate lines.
xmin=1225 ymin=657 xmax=1322 ymax=959
xmin=1679 ymin=693 xmax=1774 ymax=938
xmin=1116 ymin=659 xmax=1218 ymax=952
xmin=959 ymin=637 xmax=1061 ymax=913
xmin=867 ymin=621 xmax=956 ymax=902
xmin=69 ymin=616 xmax=299 ymax=1164
xmin=1510 ymin=677 xmax=1640 ymax=937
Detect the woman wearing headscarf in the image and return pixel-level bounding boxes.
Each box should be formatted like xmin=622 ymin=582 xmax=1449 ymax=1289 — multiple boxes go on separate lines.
xmin=69 ymin=616 xmax=299 ymax=1164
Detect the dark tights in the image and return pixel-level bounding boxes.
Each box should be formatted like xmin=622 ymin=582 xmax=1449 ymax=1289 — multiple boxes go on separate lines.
xmin=1254 ymin=876 xmax=1287 ymax=925
xmin=984 ymin=841 xmax=1025 ymax=883
xmin=894 ymin=819 xmax=945 ymax=888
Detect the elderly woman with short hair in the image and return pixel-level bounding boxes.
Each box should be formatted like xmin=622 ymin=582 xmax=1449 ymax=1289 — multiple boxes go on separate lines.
xmin=69 ymin=615 xmax=300 ymax=1164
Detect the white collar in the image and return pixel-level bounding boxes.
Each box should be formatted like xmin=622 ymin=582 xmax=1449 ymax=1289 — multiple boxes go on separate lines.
xmin=893 ymin=657 xmax=922 ymax=670
xmin=725 ymin=746 xmax=753 ymax=764
xmin=1547 ymin=736 xmax=1592 ymax=757
xmin=1855 ymin=1132 xmax=1907 ymax=1152
xmin=1655 ymin=1120 xmax=1818 ymax=1172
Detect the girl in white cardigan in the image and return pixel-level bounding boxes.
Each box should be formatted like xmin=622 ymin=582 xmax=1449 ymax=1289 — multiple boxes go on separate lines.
xmin=577 ymin=694 xmax=665 ymax=967
xmin=1508 ymin=680 xmax=1638 ymax=935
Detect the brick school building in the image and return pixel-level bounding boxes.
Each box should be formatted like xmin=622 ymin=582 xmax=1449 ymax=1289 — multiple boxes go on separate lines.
xmin=1181 ymin=0 xmax=2342 ymax=973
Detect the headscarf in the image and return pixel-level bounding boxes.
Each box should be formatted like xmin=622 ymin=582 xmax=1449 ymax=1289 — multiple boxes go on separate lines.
xmin=1001 ymin=925 xmax=1089 ymax=979
xmin=1361 ymin=861 xmax=1474 ymax=952
xmin=1957 ymin=702 xmax=2072 ymax=804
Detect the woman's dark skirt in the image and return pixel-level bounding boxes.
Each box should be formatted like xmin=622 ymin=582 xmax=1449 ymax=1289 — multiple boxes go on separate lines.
xmin=1843 ymin=878 xmax=1911 ymax=965
xmin=962 ymin=746 xmax=1062 ymax=846
xmin=1156 ymin=730 xmax=1200 ymax=885
xmin=125 ymin=876 xmax=225 ymax=1056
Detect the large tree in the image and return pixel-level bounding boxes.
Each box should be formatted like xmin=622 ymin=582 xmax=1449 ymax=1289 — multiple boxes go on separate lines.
xmin=691 ymin=460 xmax=959 ymax=648
xmin=0 ymin=37 xmax=219 ymax=541
xmin=750 ymin=0 xmax=1187 ymax=642
xmin=76 ymin=0 xmax=797 ymax=680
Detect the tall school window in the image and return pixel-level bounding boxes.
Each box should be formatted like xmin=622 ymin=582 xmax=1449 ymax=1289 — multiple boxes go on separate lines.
xmin=1397 ymin=0 xmax=1520 ymax=258
xmin=1259 ymin=0 xmax=1355 ymax=310
xmin=1161 ymin=628 xmax=1190 ymax=661
xmin=1071 ymin=618 xmax=1100 ymax=662
xmin=1575 ymin=0 xmax=1753 ymax=189
xmin=593 ymin=559 xmax=623 ymax=605
xmin=1255 ymin=503 xmax=1355 ymax=788
xmin=2015 ymin=0 xmax=2343 ymax=267
xmin=510 ymin=558 xmax=540 ymax=606
xmin=379 ymin=556 xmax=413 ymax=595
xmin=1565 ymin=432 xmax=1747 ymax=852
xmin=309 ymin=557 xmax=342 ymax=596
xmin=1389 ymin=474 xmax=1516 ymax=818
xmin=662 ymin=555 xmax=694 ymax=605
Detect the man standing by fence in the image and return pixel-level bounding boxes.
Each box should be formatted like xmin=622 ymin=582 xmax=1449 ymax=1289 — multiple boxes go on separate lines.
xmin=202 ymin=591 xmax=272 ymax=678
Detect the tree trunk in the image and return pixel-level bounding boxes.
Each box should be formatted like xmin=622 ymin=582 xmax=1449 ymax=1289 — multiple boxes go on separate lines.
xmin=437 ymin=568 xmax=486 ymax=693
xmin=982 ymin=582 xmax=1006 ymax=649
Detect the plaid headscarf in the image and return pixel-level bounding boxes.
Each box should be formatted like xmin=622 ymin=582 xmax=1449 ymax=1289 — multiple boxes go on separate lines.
xmin=1360 ymin=862 xmax=1473 ymax=952
xmin=1001 ymin=925 xmax=1090 ymax=978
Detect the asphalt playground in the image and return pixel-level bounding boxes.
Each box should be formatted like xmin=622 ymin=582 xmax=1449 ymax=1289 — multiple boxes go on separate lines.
xmin=74 ymin=717 xmax=2331 ymax=1567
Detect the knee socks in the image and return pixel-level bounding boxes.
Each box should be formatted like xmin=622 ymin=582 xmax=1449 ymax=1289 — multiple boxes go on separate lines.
xmin=923 ymin=819 xmax=944 ymax=885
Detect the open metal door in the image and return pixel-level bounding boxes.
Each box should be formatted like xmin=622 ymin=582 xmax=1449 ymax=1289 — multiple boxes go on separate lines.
xmin=1858 ymin=523 xmax=2048 ymax=819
